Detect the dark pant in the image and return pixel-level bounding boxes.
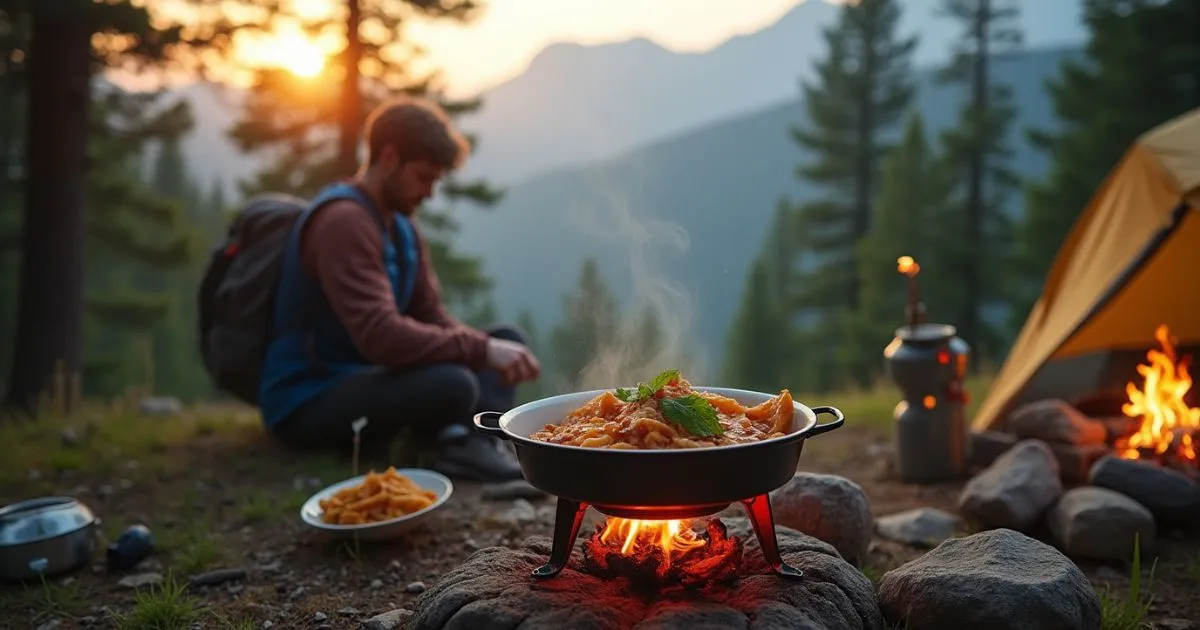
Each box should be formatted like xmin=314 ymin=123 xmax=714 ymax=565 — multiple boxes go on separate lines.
xmin=271 ymin=324 xmax=523 ymax=453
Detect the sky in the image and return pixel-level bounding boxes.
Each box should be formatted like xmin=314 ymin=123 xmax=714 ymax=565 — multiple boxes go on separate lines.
xmin=134 ymin=0 xmax=810 ymax=96
xmin=407 ymin=0 xmax=807 ymax=96
xmin=129 ymin=0 xmax=1084 ymax=97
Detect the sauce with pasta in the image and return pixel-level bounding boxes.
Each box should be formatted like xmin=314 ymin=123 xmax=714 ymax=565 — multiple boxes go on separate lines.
xmin=530 ymin=376 xmax=795 ymax=449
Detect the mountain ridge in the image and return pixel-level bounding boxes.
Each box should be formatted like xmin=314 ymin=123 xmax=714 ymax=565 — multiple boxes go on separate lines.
xmin=451 ymin=46 xmax=1082 ymax=375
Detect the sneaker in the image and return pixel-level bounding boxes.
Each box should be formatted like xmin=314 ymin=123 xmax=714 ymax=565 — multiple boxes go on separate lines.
xmin=431 ymin=433 xmax=524 ymax=483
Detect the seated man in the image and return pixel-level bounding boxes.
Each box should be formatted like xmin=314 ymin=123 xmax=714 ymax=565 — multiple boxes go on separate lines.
xmin=258 ymin=96 xmax=540 ymax=482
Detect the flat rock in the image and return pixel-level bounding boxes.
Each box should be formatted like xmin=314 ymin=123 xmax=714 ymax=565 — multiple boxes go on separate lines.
xmin=1007 ymin=399 xmax=1107 ymax=445
xmin=363 ymin=608 xmax=413 ymax=630
xmin=1049 ymin=442 xmax=1110 ymax=483
xmin=117 ymin=572 xmax=163 ymax=589
xmin=968 ymin=431 xmax=1018 ymax=469
xmin=958 ymin=440 xmax=1062 ymax=530
xmin=875 ymin=508 xmax=960 ymax=548
xmin=877 ymin=528 xmax=1101 ymax=630
xmin=769 ymin=472 xmax=874 ymax=566
xmin=407 ymin=517 xmax=883 ymax=630
xmin=1047 ymin=486 xmax=1155 ymax=561
xmin=1088 ymin=455 xmax=1200 ymax=526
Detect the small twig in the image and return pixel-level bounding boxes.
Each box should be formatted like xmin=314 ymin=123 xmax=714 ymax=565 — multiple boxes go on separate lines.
xmin=351 ymin=417 xmax=368 ymax=478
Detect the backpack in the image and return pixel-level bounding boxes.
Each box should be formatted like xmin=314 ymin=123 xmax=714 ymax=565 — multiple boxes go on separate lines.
xmin=198 ymin=185 xmax=403 ymax=405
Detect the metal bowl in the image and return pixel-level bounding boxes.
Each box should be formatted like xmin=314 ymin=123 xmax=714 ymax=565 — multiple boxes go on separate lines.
xmin=0 ymin=496 xmax=100 ymax=582
xmin=472 ymin=386 xmax=844 ymax=509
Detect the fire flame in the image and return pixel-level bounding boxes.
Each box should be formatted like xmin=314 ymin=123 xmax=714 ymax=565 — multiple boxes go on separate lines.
xmin=597 ymin=518 xmax=706 ymax=567
xmin=1117 ymin=324 xmax=1199 ymax=462
xmin=897 ymin=256 xmax=920 ymax=278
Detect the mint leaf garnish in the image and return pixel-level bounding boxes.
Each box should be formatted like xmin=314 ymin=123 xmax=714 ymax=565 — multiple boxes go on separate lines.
xmin=647 ymin=369 xmax=680 ymax=392
xmin=614 ymin=387 xmax=639 ymax=402
xmin=613 ymin=369 xmax=681 ymax=403
xmin=660 ymin=394 xmax=724 ymax=437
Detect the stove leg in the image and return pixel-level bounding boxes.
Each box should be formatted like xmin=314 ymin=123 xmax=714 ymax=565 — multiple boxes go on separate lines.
xmin=740 ymin=494 xmax=803 ymax=579
xmin=532 ymin=497 xmax=589 ymax=579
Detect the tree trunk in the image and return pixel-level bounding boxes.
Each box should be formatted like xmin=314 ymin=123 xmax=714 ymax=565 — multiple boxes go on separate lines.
xmin=337 ymin=0 xmax=362 ymax=176
xmin=3 ymin=4 xmax=91 ymax=415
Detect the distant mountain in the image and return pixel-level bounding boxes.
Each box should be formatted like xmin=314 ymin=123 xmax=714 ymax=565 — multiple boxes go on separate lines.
xmin=455 ymin=0 xmax=840 ymax=183
xmin=455 ymin=0 xmax=1084 ymax=183
xmin=164 ymin=0 xmax=1085 ymax=191
xmin=452 ymin=47 xmax=1083 ymax=375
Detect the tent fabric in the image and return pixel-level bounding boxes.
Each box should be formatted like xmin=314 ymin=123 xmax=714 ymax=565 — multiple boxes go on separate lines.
xmin=972 ymin=107 xmax=1200 ymax=432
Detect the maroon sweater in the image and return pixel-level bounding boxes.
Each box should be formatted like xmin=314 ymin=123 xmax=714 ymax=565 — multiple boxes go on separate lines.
xmin=298 ymin=195 xmax=491 ymax=371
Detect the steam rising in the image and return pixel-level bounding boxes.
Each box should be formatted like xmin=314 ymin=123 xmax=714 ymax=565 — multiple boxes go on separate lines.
xmin=566 ymin=173 xmax=709 ymax=390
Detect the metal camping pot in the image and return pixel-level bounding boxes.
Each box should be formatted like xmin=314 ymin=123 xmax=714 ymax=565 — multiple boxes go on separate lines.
xmin=0 ymin=497 xmax=100 ymax=581
xmin=884 ymin=323 xmax=972 ymax=483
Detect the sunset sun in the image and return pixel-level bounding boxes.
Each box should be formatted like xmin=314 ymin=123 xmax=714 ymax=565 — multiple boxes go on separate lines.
xmin=235 ymin=24 xmax=334 ymax=81
xmin=273 ymin=31 xmax=329 ymax=78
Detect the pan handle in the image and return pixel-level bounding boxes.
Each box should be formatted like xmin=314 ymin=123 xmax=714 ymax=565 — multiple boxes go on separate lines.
xmin=472 ymin=411 xmax=510 ymax=441
xmin=805 ymin=406 xmax=845 ymax=438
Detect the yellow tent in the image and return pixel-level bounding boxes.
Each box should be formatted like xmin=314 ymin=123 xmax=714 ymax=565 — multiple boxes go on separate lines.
xmin=973 ymin=107 xmax=1200 ymax=431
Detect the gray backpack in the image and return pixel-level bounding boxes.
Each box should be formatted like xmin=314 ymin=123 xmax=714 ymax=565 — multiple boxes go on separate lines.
xmin=198 ymin=193 xmax=309 ymax=404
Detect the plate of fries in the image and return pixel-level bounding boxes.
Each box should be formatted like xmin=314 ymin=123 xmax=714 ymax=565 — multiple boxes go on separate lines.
xmin=300 ymin=467 xmax=452 ymax=540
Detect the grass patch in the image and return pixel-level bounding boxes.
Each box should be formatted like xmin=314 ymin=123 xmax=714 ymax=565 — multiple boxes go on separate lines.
xmin=109 ymin=573 xmax=205 ymax=629
xmin=858 ymin=563 xmax=888 ymax=584
xmin=150 ymin=488 xmax=230 ymax=575
xmin=0 ymin=576 xmax=86 ymax=623
xmin=237 ymin=486 xmax=310 ymax=523
xmin=1171 ymin=549 xmax=1200 ymax=585
xmin=0 ymin=403 xmax=259 ymax=488
xmin=159 ymin=516 xmax=227 ymax=575
xmin=791 ymin=372 xmax=994 ymax=430
xmin=1098 ymin=534 xmax=1156 ymax=630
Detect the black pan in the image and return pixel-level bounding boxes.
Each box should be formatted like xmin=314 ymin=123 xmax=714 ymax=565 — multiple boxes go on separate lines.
xmin=472 ymin=386 xmax=844 ymax=510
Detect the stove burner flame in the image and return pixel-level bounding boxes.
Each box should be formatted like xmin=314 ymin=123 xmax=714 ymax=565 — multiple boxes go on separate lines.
xmin=597 ymin=517 xmax=707 ymax=569
xmin=583 ymin=517 xmax=742 ymax=588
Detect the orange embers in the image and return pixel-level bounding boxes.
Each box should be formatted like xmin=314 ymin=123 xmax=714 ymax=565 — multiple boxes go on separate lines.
xmin=596 ymin=517 xmax=706 ymax=569
xmin=1116 ymin=324 xmax=1199 ymax=464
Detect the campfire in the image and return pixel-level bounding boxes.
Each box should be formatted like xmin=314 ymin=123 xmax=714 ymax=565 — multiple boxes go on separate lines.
xmin=581 ymin=516 xmax=743 ymax=589
xmin=1114 ymin=324 xmax=1199 ymax=471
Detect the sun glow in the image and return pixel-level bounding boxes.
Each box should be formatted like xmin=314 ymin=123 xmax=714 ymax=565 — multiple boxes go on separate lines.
xmin=236 ymin=22 xmax=337 ymax=80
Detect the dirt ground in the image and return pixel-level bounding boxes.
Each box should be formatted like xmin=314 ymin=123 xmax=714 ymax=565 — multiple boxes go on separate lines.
xmin=1 ymin=410 xmax=1197 ymax=629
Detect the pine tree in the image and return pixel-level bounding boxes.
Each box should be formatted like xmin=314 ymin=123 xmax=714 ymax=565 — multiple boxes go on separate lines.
xmin=788 ymin=0 xmax=918 ymax=314
xmin=226 ymin=1 xmax=500 ymax=320
xmin=514 ymin=309 xmax=546 ymax=403
xmin=83 ymin=90 xmax=200 ymax=398
xmin=723 ymin=260 xmax=792 ymax=392
xmin=931 ymin=0 xmax=1023 ymax=364
xmin=1012 ymin=0 xmax=1200 ymax=325
xmin=0 ymin=1 xmax=200 ymax=410
xmin=723 ymin=204 xmax=796 ymax=389
xmin=549 ymin=258 xmax=619 ymax=389
xmin=204 ymin=178 xmax=229 ymax=238
xmin=845 ymin=111 xmax=953 ymax=384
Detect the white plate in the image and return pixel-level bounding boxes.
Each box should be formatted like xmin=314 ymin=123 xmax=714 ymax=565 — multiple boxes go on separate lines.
xmin=299 ymin=468 xmax=453 ymax=541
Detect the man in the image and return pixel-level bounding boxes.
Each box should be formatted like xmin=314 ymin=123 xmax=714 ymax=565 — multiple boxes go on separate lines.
xmin=257 ymin=96 xmax=540 ymax=483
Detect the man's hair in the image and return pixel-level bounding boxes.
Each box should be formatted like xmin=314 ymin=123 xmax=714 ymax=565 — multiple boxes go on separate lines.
xmin=363 ymin=96 xmax=470 ymax=170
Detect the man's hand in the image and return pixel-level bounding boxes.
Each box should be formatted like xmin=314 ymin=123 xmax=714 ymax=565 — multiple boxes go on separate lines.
xmin=486 ymin=337 xmax=541 ymax=386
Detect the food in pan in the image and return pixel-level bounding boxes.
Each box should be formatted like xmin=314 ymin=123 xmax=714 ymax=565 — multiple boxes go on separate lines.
xmin=318 ymin=467 xmax=438 ymax=524
xmin=529 ymin=369 xmax=794 ymax=449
